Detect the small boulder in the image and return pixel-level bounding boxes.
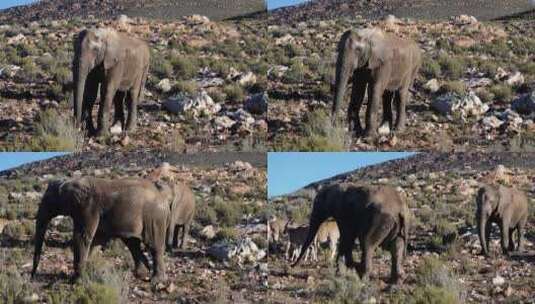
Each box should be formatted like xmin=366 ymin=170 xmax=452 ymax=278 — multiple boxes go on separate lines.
xmin=432 ymin=91 xmax=489 ymax=119
xmin=423 ymin=79 xmax=440 ymax=93
xmin=511 ymin=91 xmax=535 ymax=114
xmin=214 ymin=116 xmax=235 ymax=129
xmin=244 ymin=93 xmax=268 ymax=115
xmin=492 ymin=274 xmax=505 ymax=286
xmin=163 ymin=91 xmax=221 ymax=117
xmin=200 ymin=225 xmax=216 ymax=240
xmin=157 ymin=78 xmax=173 ymax=93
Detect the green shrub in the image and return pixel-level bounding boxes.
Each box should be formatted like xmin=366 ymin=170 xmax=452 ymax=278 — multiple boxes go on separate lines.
xmin=196 ymin=204 xmax=218 ymax=226
xmin=442 ymin=81 xmax=467 ymax=95
xmin=519 ymin=62 xmax=535 ymax=76
xmin=223 ymin=84 xmax=245 ymax=102
xmin=1 ymin=219 xmax=35 ymax=240
xmin=215 ymin=227 xmax=239 ymax=242
xmin=438 ymin=55 xmax=465 ymax=79
xmin=421 ymin=57 xmax=441 ymax=78
xmin=214 ymin=199 xmax=243 ymax=227
xmin=411 ymin=286 xmax=461 ymax=304
xmin=151 ymin=55 xmax=173 ymax=79
xmin=0 ymin=267 xmax=32 ymax=304
xmin=316 ymin=265 xmax=377 ymax=304
xmin=171 ymin=55 xmax=199 ymax=80
xmin=412 ymin=256 xmax=464 ymax=303
xmin=28 ymin=109 xmax=83 ymax=151
xmin=175 ymin=80 xmax=199 ymax=95
xmin=478 ymin=61 xmax=498 ymax=76
xmin=283 ymin=58 xmax=307 ymax=83
xmin=52 ymin=66 xmax=71 ymax=85
xmin=489 ymin=84 xmax=513 ymax=101
xmin=274 ymin=109 xmax=348 ymax=152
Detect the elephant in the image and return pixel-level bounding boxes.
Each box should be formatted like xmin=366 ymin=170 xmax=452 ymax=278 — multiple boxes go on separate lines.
xmin=163 ymin=182 xmax=196 ymax=250
xmin=332 ymin=28 xmax=422 ymax=138
xmin=293 ymin=183 xmax=410 ymax=283
xmin=31 ymin=177 xmax=172 ymax=282
xmin=73 ymin=27 xmax=150 ymax=136
xmin=476 ymin=184 xmax=529 ymax=256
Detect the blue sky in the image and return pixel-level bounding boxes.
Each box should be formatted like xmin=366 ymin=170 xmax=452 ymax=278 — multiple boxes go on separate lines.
xmin=0 ymin=153 xmax=68 ymax=172
xmin=0 ymin=0 xmax=35 ymax=9
xmin=268 ymin=152 xmax=415 ymax=198
xmin=268 ymin=0 xmax=309 ymax=10
xmin=2 ymin=0 xmax=307 ymax=10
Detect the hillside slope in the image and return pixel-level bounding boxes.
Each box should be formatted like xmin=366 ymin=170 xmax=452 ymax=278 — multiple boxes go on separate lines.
xmin=269 ymin=0 xmax=535 ymax=24
xmin=0 ymin=0 xmax=266 ymax=23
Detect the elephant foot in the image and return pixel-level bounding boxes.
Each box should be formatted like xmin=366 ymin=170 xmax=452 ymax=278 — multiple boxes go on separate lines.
xmin=134 ymin=265 xmax=150 ymax=280
xmin=363 ymin=129 xmax=378 ymax=139
xmin=151 ymin=273 xmax=168 ymax=284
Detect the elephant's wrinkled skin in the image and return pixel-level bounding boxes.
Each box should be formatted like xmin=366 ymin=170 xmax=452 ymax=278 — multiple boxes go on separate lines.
xmin=332 ymin=28 xmax=422 ymax=137
xmin=32 ymin=177 xmax=171 ymax=282
xmin=293 ymin=183 xmax=410 ymax=283
xmin=476 ymin=184 xmax=529 ymax=256
xmin=73 ymin=28 xmax=150 ymax=136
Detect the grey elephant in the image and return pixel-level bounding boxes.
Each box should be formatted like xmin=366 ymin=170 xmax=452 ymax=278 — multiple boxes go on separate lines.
xmin=32 ymin=177 xmax=172 ymax=282
xmin=163 ymin=182 xmax=196 ymax=250
xmin=332 ymin=28 xmax=422 ymax=137
xmin=476 ymin=184 xmax=528 ymax=256
xmin=73 ymin=27 xmax=150 ymax=136
xmin=293 ymin=183 xmax=410 ymax=283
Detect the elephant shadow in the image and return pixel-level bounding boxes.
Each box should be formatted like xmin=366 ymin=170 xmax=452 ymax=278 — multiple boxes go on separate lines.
xmin=168 ymin=248 xmax=204 ymax=259
xmin=509 ymin=251 xmax=535 ymax=263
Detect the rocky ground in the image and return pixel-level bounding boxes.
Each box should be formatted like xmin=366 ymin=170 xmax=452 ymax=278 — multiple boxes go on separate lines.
xmin=268 ymin=152 xmax=535 ymax=303
xmin=0 ymin=14 xmax=268 ymax=152
xmin=0 ymin=152 xmax=268 ymax=303
xmin=267 ymin=12 xmax=535 ymax=151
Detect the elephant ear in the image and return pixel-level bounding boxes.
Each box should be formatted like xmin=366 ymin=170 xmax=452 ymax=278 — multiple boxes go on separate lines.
xmin=367 ymin=34 xmax=392 ymax=70
xmin=103 ymin=30 xmax=126 ymax=70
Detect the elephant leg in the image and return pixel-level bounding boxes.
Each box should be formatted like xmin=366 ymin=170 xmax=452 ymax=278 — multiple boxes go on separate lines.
xmin=508 ymin=228 xmax=515 ymax=251
xmin=389 ymin=237 xmax=405 ymax=284
xmin=96 ymin=79 xmax=118 ymax=137
xmin=360 ymin=214 xmax=395 ymax=280
xmin=150 ymin=246 xmax=167 ymax=283
xmin=364 ymin=83 xmax=383 ymax=138
xmin=72 ymin=212 xmax=99 ymax=279
xmin=124 ymin=238 xmax=150 ymax=279
xmin=394 ymin=88 xmax=409 ymax=132
xmin=330 ymin=238 xmax=337 ymax=261
xmin=338 ymin=233 xmax=354 ymax=269
xmin=381 ymin=91 xmax=394 ymax=130
xmin=180 ymin=224 xmax=190 ymax=249
xmin=125 ymin=88 xmax=138 ymax=132
xmin=172 ymin=225 xmax=181 ymax=249
xmin=82 ymin=78 xmax=99 ymax=135
xmin=517 ymin=224 xmax=524 ymax=252
xmin=499 ymin=221 xmax=511 ymax=256
xmin=112 ymin=91 xmax=126 ymax=129
xmin=485 ymin=221 xmax=491 ymax=254
xmin=348 ymin=75 xmax=367 ymax=135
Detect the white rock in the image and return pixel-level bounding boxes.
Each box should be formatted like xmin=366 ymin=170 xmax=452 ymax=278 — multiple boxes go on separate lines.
xmin=275 ymin=34 xmax=294 ymax=46
xmin=228 ymin=160 xmax=253 ymax=171
xmin=377 ymin=123 xmax=390 ymax=135
xmin=492 ymin=275 xmax=505 ymax=286
xmin=423 ymin=79 xmax=440 ymax=93
xmin=231 ymin=109 xmax=255 ymax=126
xmin=163 ymin=91 xmax=221 ymax=117
xmin=214 ymin=116 xmax=235 ymax=129
xmin=511 ymin=91 xmax=535 ymax=114
xmin=110 ymin=123 xmax=122 ymax=135
xmin=244 ymin=93 xmax=268 ymax=115
xmin=207 ymin=238 xmax=266 ymax=263
xmin=237 ymin=72 xmax=257 ymax=86
xmin=432 ymin=91 xmax=489 ymax=119
xmin=452 ymin=15 xmax=478 ymax=25
xmin=482 ymin=116 xmax=504 ymax=129
xmin=267 ymin=65 xmax=289 ymax=78
xmin=200 ymin=225 xmax=216 ymax=240
xmin=157 ymin=78 xmax=173 ymax=93
xmin=505 ymin=72 xmax=524 ymax=86
xmin=7 ymin=33 xmax=26 ymax=45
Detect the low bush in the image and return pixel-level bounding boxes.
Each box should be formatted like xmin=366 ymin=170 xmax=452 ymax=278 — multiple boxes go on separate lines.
xmin=28 ymin=109 xmax=83 ymax=151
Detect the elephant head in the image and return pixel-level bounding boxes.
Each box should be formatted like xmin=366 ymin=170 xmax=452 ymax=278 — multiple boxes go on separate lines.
xmin=73 ymin=28 xmax=123 ymax=126
xmin=332 ymin=28 xmax=388 ymax=123
xmin=476 ymin=185 xmax=497 ymax=256
xmin=32 ymin=179 xmax=89 ymax=277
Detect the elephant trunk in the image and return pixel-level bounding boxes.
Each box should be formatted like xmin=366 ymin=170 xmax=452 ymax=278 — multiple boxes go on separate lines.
xmin=478 ymin=214 xmax=488 ymax=256
xmin=73 ymin=60 xmax=88 ymax=128
xmin=292 ymin=216 xmax=323 ymax=267
xmin=332 ymin=39 xmax=355 ymax=124
xmin=32 ymin=205 xmax=52 ymax=277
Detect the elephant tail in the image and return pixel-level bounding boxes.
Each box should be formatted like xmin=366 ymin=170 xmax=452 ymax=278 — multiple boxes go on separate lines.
xmin=291 ymin=217 xmax=323 ymax=267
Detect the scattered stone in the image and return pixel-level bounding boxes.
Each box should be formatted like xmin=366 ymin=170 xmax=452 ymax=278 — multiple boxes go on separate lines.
xmin=492 ymin=274 xmax=505 ymax=286
xmin=377 ymin=123 xmax=390 ymax=135
xmin=7 ymin=33 xmax=26 ymax=45
xmin=214 ymin=116 xmax=235 ymax=129
xmin=244 ymin=93 xmax=268 ymax=115
xmin=22 ymin=293 xmax=39 ymax=303
xmin=423 ymin=79 xmax=440 ymax=93
xmin=231 ymin=109 xmax=255 ymax=126
xmin=200 ymin=225 xmax=216 ymax=240
xmin=504 ymin=72 xmax=524 ymax=86
xmin=275 ymin=34 xmax=294 ymax=45
xmin=432 ymin=91 xmax=489 ymax=119
xmin=110 ymin=123 xmax=122 ymax=135
xmin=482 ymin=116 xmax=504 ymax=129
xmin=452 ymin=15 xmax=478 ymax=25
xmin=163 ymin=91 xmax=221 ymax=117
xmin=267 ymin=65 xmax=289 ymax=79
xmin=157 ymin=78 xmax=173 ymax=93
xmin=511 ymin=91 xmax=535 ymax=114
xmin=207 ymin=238 xmax=266 ymax=263
xmin=237 ymin=72 xmax=257 ymax=87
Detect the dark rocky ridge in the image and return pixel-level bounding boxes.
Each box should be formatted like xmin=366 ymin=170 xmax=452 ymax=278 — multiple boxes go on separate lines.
xmin=0 ymin=0 xmax=267 ymax=23
xmin=0 ymin=151 xmax=266 ymax=179
xmin=269 ymin=0 xmax=535 ymax=24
